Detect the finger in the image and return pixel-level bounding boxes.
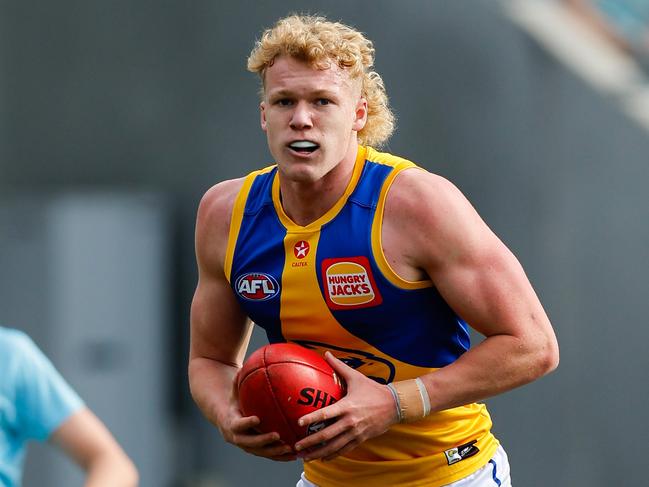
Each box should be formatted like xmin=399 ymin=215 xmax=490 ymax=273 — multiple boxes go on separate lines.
xmin=324 ymin=351 xmax=359 ymax=381
xmin=245 ymin=440 xmax=293 ymax=458
xmin=295 ymin=416 xmax=347 ymax=452
xmin=297 ymin=402 xmax=342 ymax=435
xmin=232 ymin=415 xmax=261 ymax=432
xmin=301 ymin=432 xmax=353 ymax=462
xmin=324 ymin=351 xmax=350 ymax=372
xmin=236 ymin=430 xmax=280 ymax=448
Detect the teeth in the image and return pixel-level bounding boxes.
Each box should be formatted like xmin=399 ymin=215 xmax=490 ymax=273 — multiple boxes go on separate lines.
xmin=289 ymin=141 xmax=318 ymax=149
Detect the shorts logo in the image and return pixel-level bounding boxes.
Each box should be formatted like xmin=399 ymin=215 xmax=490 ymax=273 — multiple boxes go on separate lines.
xmin=444 ymin=440 xmax=480 ymax=465
xmin=294 ymin=240 xmax=310 ymax=259
xmin=235 ymin=272 xmax=279 ymax=301
xmin=321 ymin=256 xmax=382 ymax=309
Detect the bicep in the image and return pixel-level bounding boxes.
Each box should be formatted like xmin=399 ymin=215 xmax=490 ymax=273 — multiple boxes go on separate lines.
xmin=397 ymin=172 xmax=551 ymax=339
xmin=190 ymin=179 xmax=253 ymax=367
xmin=431 ymin=229 xmax=547 ymax=339
xmin=190 ymin=272 xmax=252 ymax=367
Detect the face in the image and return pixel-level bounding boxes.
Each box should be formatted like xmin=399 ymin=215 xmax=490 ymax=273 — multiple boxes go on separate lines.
xmin=260 ymin=56 xmax=367 ymax=184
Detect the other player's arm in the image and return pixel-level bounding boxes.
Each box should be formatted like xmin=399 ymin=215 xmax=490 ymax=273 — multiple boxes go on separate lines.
xmin=50 ymin=407 xmax=138 ymax=487
xmin=188 ymin=180 xmax=295 ymax=461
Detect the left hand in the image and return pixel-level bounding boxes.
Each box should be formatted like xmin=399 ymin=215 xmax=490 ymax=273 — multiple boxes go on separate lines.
xmin=294 ymin=351 xmax=399 ymax=462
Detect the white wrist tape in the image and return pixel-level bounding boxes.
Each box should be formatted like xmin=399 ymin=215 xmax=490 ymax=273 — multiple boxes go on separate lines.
xmin=415 ymin=377 xmax=431 ymax=416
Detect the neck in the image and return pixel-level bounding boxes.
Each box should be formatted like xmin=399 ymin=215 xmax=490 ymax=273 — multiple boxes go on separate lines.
xmin=280 ymin=144 xmax=360 ymax=226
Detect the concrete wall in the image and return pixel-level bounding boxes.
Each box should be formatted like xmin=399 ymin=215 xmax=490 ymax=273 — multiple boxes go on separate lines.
xmin=1 ymin=1 xmax=648 ymax=485
xmin=0 ymin=193 xmax=174 ymax=487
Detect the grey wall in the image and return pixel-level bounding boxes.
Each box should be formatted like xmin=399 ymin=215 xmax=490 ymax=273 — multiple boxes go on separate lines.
xmin=1 ymin=1 xmax=648 ymax=485
xmin=0 ymin=193 xmax=174 ymax=487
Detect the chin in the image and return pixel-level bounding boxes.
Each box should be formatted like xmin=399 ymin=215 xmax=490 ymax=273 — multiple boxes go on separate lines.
xmin=278 ymin=164 xmax=321 ymax=183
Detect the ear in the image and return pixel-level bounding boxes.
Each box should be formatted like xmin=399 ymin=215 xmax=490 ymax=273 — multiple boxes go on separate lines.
xmin=260 ymin=101 xmax=267 ymax=132
xmin=352 ymin=97 xmax=368 ymax=132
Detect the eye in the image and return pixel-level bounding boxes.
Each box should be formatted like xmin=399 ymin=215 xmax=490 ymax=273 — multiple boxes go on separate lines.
xmin=275 ymin=98 xmax=293 ymax=106
xmin=315 ymin=98 xmax=331 ymax=106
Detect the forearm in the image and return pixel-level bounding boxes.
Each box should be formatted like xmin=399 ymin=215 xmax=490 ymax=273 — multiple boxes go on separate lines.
xmin=83 ymin=454 xmax=138 ymax=487
xmin=52 ymin=408 xmax=139 ymax=487
xmin=189 ymin=353 xmax=297 ymax=461
xmin=421 ymin=332 xmax=558 ymax=413
xmin=188 ymin=355 xmax=240 ymax=427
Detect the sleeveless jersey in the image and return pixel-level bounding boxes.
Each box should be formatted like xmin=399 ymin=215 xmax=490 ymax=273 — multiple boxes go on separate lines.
xmin=225 ymin=146 xmax=498 ymax=487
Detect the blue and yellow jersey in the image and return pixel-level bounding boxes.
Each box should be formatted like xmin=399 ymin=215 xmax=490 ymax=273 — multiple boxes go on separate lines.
xmin=225 ymin=146 xmax=498 ymax=487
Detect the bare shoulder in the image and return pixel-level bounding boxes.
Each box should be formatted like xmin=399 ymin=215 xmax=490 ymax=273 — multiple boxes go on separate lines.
xmin=195 ymin=177 xmax=247 ymax=271
xmin=197 ymin=178 xmax=247 ymax=226
xmin=386 ymin=167 xmax=479 ymax=235
xmin=391 ymin=167 xmax=467 ymax=206
xmin=383 ymin=167 xmax=494 ymax=274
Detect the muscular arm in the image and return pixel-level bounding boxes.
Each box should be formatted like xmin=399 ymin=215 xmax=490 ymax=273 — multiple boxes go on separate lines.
xmin=384 ymin=169 xmax=560 ymax=411
xmin=189 ymin=178 xmax=253 ymax=427
xmin=50 ymin=408 xmax=138 ymax=487
xmin=188 ymin=179 xmax=294 ymax=460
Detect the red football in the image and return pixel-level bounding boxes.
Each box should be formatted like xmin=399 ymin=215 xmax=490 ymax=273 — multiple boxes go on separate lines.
xmin=237 ymin=343 xmax=345 ymax=450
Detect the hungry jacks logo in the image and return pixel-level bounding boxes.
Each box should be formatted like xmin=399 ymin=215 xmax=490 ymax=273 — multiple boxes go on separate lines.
xmin=321 ymin=256 xmax=382 ymax=309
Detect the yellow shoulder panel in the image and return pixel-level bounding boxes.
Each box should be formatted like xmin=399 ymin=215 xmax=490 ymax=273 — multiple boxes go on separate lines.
xmin=223 ymin=165 xmax=276 ymax=282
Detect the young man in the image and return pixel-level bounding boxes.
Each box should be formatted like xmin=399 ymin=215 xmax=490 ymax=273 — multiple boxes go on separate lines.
xmin=0 ymin=326 xmax=138 ymax=487
xmin=189 ymin=14 xmax=559 ymax=487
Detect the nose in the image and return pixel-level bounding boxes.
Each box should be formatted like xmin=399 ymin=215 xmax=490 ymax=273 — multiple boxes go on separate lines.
xmin=289 ymin=101 xmax=313 ymax=130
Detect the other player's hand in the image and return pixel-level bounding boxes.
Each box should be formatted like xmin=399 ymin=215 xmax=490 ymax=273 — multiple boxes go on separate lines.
xmin=293 ymin=351 xmax=399 ymax=462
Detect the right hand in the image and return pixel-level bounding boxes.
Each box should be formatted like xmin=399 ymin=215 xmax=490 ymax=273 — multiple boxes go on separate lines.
xmin=217 ymin=375 xmax=297 ymax=462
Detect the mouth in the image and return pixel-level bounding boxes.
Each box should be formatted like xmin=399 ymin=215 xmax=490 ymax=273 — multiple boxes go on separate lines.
xmin=287 ymin=140 xmax=320 ymax=155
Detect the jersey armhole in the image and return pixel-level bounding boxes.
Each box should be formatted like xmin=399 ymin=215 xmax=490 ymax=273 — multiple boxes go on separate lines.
xmin=223 ymin=170 xmax=263 ymax=283
xmin=371 ymin=163 xmax=433 ymax=289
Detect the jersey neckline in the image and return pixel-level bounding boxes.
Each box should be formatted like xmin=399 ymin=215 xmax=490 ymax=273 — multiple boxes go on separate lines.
xmin=271 ymin=145 xmax=368 ymax=233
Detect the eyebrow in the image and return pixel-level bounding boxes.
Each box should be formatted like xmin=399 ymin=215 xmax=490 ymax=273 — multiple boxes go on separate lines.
xmin=267 ymin=88 xmax=339 ymax=99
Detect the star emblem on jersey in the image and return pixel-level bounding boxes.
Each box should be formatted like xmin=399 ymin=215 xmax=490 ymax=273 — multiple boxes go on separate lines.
xmin=294 ymin=240 xmax=310 ymax=259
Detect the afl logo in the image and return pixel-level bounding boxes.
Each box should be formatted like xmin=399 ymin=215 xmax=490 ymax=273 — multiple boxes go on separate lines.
xmin=321 ymin=256 xmax=382 ymax=309
xmin=235 ymin=272 xmax=280 ymax=301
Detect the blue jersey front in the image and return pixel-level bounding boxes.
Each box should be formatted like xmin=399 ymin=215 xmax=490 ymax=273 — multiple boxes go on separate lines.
xmin=224 ymin=146 xmax=498 ymax=487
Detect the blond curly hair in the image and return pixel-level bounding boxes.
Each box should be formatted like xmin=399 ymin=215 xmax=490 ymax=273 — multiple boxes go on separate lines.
xmin=247 ymin=14 xmax=395 ymax=147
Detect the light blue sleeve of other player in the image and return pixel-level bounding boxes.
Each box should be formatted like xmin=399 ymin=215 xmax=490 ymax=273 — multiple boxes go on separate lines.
xmin=0 ymin=327 xmax=84 ymax=487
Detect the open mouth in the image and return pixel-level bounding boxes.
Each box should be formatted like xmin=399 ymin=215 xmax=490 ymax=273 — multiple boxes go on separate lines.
xmin=288 ymin=140 xmax=320 ymax=154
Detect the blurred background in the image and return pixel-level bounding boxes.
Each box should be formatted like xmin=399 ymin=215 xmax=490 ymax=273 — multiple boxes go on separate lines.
xmin=1 ymin=0 xmax=648 ymax=486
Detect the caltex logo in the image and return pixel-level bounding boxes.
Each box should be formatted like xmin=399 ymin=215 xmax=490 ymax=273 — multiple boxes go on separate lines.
xmin=294 ymin=240 xmax=310 ymax=259
xmin=235 ymin=272 xmax=280 ymax=301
